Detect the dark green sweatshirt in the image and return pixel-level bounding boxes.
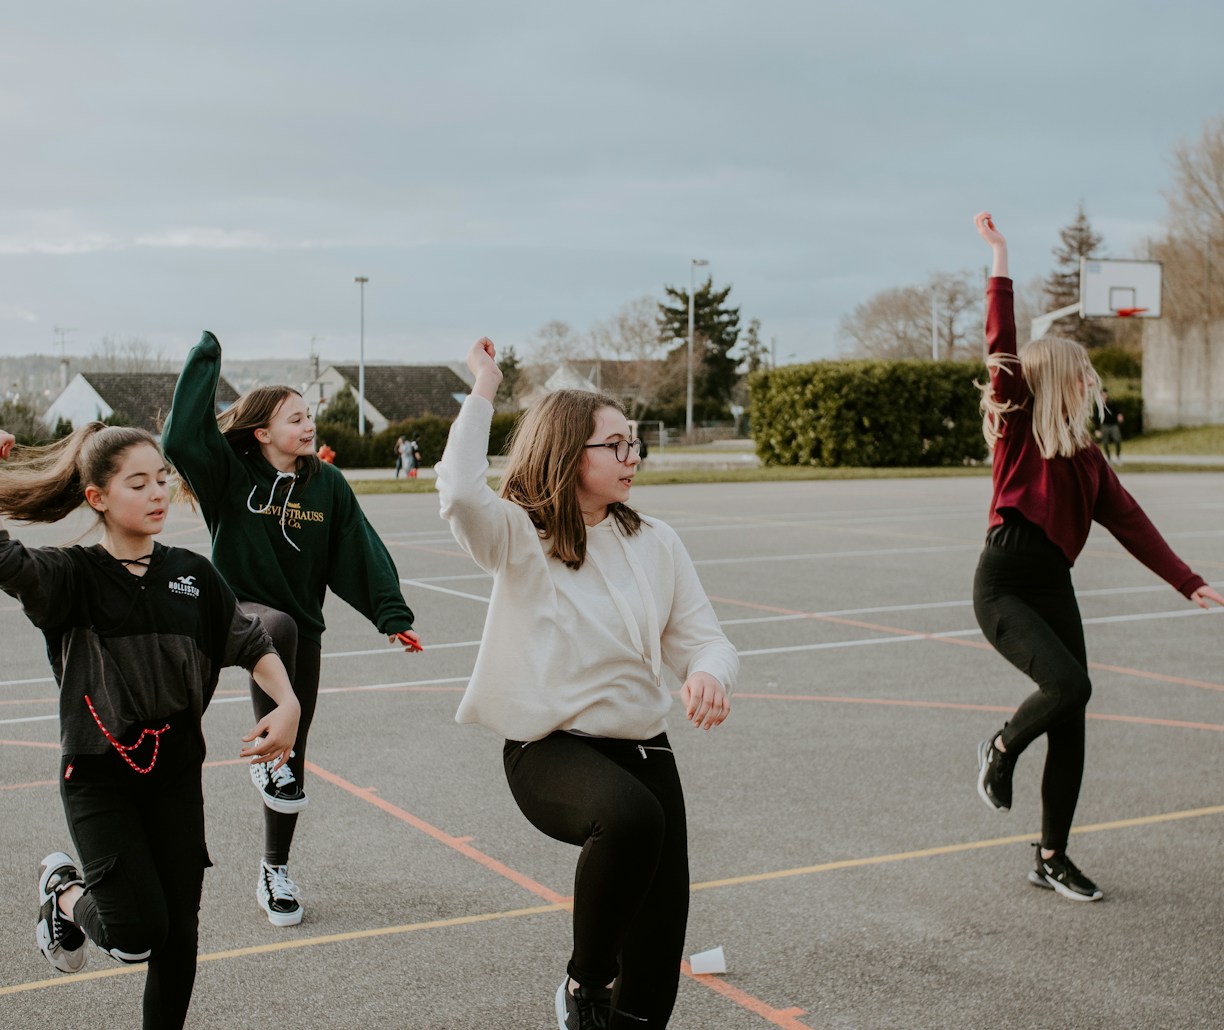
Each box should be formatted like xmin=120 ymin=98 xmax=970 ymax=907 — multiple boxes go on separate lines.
xmin=162 ymin=331 xmax=414 ymax=644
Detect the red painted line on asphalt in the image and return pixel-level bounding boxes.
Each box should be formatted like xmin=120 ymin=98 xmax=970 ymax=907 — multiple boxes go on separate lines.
xmin=306 ymin=760 xmax=571 ymax=906
xmin=310 ymin=758 xmax=813 ymax=1027
xmin=681 ymin=961 xmax=814 ymax=1029
xmin=0 ymin=738 xmax=57 ymax=749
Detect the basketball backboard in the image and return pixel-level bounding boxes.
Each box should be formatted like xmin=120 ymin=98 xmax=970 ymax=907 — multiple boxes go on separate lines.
xmin=1080 ymin=258 xmax=1162 ymax=318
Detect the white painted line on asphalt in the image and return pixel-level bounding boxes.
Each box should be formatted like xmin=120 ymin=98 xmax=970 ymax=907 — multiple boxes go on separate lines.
xmin=695 ymin=544 xmax=980 ymax=566
xmin=400 ymin=578 xmax=491 ymax=602
xmin=323 ymin=641 xmax=480 ymax=659
xmin=738 ymin=636 xmax=921 ymax=657
xmin=0 ymin=677 xmax=56 ymax=687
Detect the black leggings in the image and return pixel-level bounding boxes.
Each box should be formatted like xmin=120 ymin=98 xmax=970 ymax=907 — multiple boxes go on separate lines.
xmin=241 ymin=603 xmax=322 ymax=866
xmin=61 ymin=713 xmax=209 ymax=1030
xmin=504 ymin=731 xmax=689 ymax=1030
xmin=973 ymin=518 xmax=1092 ymax=852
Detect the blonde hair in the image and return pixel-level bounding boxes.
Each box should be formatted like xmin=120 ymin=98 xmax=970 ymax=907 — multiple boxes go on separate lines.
xmin=0 ymin=423 xmax=161 ymax=523
xmin=499 ymin=390 xmax=641 ymax=570
xmin=979 ymin=336 xmax=1103 ymax=459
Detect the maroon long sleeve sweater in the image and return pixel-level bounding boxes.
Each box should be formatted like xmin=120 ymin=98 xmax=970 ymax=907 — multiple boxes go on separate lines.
xmin=985 ymin=277 xmax=1206 ymax=598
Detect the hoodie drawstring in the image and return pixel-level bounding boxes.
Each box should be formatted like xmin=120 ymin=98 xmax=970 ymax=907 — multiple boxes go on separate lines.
xmin=246 ymin=471 xmax=301 ymax=551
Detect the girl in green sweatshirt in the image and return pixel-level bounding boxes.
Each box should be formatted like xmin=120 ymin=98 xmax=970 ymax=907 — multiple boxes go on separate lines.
xmin=163 ymin=331 xmax=421 ymax=927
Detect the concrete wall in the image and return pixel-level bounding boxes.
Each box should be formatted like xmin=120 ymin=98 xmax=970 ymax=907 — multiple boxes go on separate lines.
xmin=1142 ymin=319 xmax=1224 ymax=429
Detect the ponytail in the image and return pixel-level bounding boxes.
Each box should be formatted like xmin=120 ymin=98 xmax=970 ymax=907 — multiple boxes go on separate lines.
xmin=0 ymin=423 xmax=160 ymax=523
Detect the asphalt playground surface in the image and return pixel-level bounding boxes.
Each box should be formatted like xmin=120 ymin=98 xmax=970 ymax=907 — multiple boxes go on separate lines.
xmin=1 ymin=472 xmax=1222 ymax=1029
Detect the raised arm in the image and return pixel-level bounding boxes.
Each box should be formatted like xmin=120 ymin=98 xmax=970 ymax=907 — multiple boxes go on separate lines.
xmin=976 ymin=211 xmax=1027 ymax=407
xmin=466 ymin=337 xmax=502 ymax=402
xmin=435 ymin=339 xmax=519 ymax=573
xmin=162 ymin=331 xmax=239 ymax=507
xmin=975 ymin=211 xmax=1009 ymax=278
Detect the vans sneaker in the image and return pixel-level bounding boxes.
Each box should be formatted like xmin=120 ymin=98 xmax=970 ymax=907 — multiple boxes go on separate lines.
xmin=250 ymin=750 xmax=308 ymax=814
xmin=36 ymin=852 xmax=88 ymax=973
xmin=555 ymin=979 xmax=612 ymax=1030
xmin=976 ymin=730 xmax=1015 ymax=811
xmin=1028 ymin=848 xmax=1103 ymax=902
xmin=257 ymin=861 xmax=304 ymax=926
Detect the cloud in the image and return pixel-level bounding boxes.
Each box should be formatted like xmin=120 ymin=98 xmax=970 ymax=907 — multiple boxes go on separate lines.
xmin=0 ymin=303 xmax=38 ymax=323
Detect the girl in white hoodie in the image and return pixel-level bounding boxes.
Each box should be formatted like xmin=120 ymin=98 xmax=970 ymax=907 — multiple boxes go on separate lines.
xmin=437 ymin=339 xmax=737 ymax=1030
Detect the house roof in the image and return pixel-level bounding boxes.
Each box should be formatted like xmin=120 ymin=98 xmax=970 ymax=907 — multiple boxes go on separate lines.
xmin=329 ymin=365 xmax=469 ymax=421
xmin=79 ymin=372 xmax=239 ymax=433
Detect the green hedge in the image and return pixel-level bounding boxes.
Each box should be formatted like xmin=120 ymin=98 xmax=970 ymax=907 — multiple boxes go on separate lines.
xmin=748 ymin=360 xmax=989 ymax=467
xmin=315 ymin=410 xmax=523 ymax=469
xmin=1099 ymin=390 xmax=1143 ymax=439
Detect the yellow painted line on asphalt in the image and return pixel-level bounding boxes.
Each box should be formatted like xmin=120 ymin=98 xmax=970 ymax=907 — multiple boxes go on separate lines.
xmin=6 ymin=803 xmax=1223 ymax=998
xmin=0 ymin=903 xmax=566 ymax=997
xmin=690 ymin=803 xmax=1224 ymax=891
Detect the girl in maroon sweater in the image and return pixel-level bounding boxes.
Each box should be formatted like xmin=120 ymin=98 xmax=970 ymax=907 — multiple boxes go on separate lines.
xmin=971 ymin=212 xmax=1222 ymax=901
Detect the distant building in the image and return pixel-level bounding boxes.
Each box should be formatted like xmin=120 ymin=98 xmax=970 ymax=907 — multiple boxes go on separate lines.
xmin=44 ymin=372 xmax=239 ymax=435
xmin=305 ymin=364 xmax=470 ymax=432
xmin=517 ymin=359 xmax=667 ymax=412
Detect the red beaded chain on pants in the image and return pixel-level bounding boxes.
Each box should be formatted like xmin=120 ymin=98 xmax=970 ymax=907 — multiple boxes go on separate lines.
xmin=84 ymin=695 xmax=170 ymax=774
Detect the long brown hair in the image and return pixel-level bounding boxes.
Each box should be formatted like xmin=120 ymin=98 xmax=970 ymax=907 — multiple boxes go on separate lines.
xmin=175 ymin=386 xmax=319 ymax=505
xmin=499 ymin=390 xmax=641 ymax=570
xmin=0 ymin=423 xmax=160 ymax=523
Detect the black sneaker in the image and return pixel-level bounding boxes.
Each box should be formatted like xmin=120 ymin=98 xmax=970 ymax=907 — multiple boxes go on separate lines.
xmin=976 ymin=730 xmax=1014 ymax=811
xmin=555 ymin=979 xmax=612 ymax=1030
xmin=1028 ymin=848 xmax=1103 ymax=902
xmin=250 ymin=751 xmax=308 ymax=814
xmin=257 ymin=861 xmax=304 ymax=926
xmin=36 ymin=852 xmax=88 ymax=973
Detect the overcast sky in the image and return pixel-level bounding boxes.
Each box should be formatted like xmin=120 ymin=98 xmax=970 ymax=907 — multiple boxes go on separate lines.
xmin=3 ymin=1 xmax=1222 ymax=368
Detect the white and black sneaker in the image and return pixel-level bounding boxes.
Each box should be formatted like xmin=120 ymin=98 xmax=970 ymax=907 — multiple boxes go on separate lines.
xmin=1028 ymin=848 xmax=1103 ymax=902
xmin=250 ymin=750 xmax=308 ymax=814
xmin=257 ymin=861 xmax=303 ymax=926
xmin=36 ymin=852 xmax=88 ymax=973
xmin=976 ymin=730 xmax=1015 ymax=811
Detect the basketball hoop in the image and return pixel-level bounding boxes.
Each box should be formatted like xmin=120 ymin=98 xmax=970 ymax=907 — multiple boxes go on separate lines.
xmin=1114 ymin=307 xmax=1148 ymax=318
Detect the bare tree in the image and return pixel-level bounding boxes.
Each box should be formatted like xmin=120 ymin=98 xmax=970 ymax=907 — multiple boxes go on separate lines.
xmin=82 ymin=336 xmax=172 ymax=373
xmin=587 ymin=296 xmax=678 ymax=418
xmin=840 ymin=272 xmax=982 ymax=360
xmin=1148 ymin=116 xmax=1224 ymax=334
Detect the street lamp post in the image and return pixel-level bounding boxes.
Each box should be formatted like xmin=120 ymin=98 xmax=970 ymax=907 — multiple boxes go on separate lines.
xmin=354 ymin=276 xmax=368 ymax=436
xmin=686 ymin=258 xmax=709 ymax=437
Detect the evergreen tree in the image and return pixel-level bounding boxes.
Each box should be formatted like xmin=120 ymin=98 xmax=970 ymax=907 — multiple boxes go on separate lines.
xmin=655 ymin=277 xmax=741 ymax=410
xmin=495 ymin=345 xmax=523 ymax=409
xmin=739 ymin=318 xmax=767 ymax=375
xmin=317 ymin=386 xmax=371 ymax=434
xmin=1043 ymin=203 xmax=1112 ymax=348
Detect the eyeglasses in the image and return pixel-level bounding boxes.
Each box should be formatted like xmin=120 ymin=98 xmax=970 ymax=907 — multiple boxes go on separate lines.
xmin=583 ymin=439 xmax=643 ymax=462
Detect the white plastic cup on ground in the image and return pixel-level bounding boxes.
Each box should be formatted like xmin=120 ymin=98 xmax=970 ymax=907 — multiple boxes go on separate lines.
xmin=689 ymin=945 xmax=726 ymax=975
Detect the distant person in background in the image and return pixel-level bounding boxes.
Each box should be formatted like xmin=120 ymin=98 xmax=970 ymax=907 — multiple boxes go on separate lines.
xmin=405 ymin=433 xmax=421 ymax=478
xmin=1096 ymin=389 xmax=1124 ymax=464
xmin=393 ymin=436 xmax=406 ymax=478
xmin=971 ymin=211 xmax=1223 ymax=903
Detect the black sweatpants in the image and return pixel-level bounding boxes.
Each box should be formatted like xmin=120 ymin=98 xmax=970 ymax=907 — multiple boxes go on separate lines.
xmin=504 ymin=731 xmax=689 ymax=1030
xmin=241 ymin=603 xmax=322 ymax=866
xmin=60 ymin=712 xmax=209 ymax=1030
xmin=973 ymin=517 xmax=1092 ymax=852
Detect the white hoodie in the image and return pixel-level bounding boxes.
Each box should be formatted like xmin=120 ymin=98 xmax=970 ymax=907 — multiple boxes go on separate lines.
xmin=436 ymin=395 xmax=738 ymax=742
